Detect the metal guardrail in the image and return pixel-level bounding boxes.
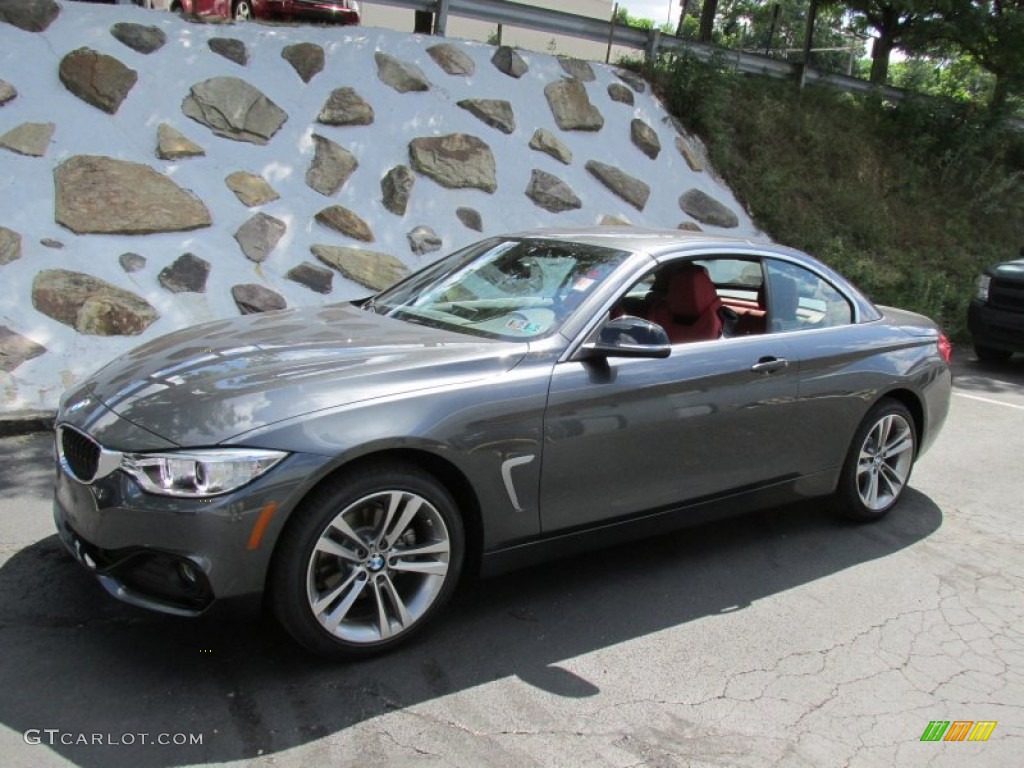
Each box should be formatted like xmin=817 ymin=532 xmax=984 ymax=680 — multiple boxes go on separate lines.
xmin=366 ymin=0 xmax=919 ymax=102
xmin=369 ymin=0 xmax=1024 ymax=120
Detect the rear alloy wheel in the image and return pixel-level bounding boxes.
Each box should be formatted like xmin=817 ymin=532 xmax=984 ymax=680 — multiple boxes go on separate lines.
xmin=233 ymin=0 xmax=253 ymax=21
xmin=835 ymin=399 xmax=917 ymax=521
xmin=269 ymin=463 xmax=464 ymax=658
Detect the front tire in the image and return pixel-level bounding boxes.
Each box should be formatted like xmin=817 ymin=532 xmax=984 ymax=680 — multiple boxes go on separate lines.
xmin=268 ymin=462 xmax=464 ymax=658
xmin=233 ymin=0 xmax=253 ymax=21
xmin=834 ymin=399 xmax=917 ymax=522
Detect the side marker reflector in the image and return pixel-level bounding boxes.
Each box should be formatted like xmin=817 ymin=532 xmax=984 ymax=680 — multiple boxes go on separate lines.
xmin=246 ymin=501 xmax=278 ymax=551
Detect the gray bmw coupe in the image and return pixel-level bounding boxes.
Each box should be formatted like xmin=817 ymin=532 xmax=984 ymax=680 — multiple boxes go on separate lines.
xmin=53 ymin=229 xmax=952 ymax=657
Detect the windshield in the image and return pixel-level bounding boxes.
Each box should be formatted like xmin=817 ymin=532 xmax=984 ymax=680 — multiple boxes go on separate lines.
xmin=371 ymin=238 xmax=631 ymax=340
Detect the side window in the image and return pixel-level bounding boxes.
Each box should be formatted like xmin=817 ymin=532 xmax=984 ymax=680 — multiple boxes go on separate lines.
xmin=611 ymin=257 xmax=766 ymax=343
xmin=764 ymin=259 xmax=852 ymax=332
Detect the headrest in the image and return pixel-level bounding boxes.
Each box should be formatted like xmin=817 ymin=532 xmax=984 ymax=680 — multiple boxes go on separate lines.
xmin=667 ymin=266 xmax=718 ymax=317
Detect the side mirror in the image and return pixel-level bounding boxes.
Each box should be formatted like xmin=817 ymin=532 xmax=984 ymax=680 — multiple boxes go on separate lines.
xmin=579 ymin=316 xmax=671 ymax=359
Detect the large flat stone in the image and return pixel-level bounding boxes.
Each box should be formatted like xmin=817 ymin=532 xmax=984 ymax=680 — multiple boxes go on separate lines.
xmin=32 ymin=270 xmax=158 ymax=336
xmin=312 ymin=245 xmax=409 ymax=292
xmin=679 ymin=189 xmax=739 ymax=228
xmin=586 ymin=160 xmax=650 ymax=211
xmin=0 ymin=326 xmax=46 ymax=373
xmin=409 ymin=133 xmax=496 ymax=193
xmin=306 ymin=134 xmax=358 ymax=196
xmin=54 ymin=155 xmax=211 ymax=235
xmin=59 ymin=47 xmax=137 ymax=115
xmin=526 ymin=169 xmax=581 ymax=213
xmin=282 ymin=42 xmax=325 ymax=83
xmin=0 ymin=0 xmax=59 ymax=32
xmin=545 ymin=78 xmax=604 ymax=132
xmin=317 ymin=88 xmax=374 ymax=126
xmin=0 ymin=226 xmax=22 ymax=265
xmin=234 ymin=213 xmax=286 ymax=263
xmin=182 ymin=77 xmax=287 ymax=145
xmin=316 ymin=205 xmax=373 ymax=242
xmin=0 ymin=122 xmax=53 ymax=157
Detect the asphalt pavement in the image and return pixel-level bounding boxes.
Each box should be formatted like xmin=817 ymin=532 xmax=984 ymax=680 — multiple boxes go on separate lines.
xmin=0 ymin=351 xmax=1021 ymax=767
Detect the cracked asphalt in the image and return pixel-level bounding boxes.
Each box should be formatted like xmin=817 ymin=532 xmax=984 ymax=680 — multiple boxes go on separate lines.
xmin=0 ymin=352 xmax=1021 ymax=767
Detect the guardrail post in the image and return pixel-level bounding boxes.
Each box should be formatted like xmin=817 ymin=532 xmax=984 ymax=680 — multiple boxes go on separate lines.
xmin=606 ymin=2 xmax=618 ymax=64
xmin=798 ymin=0 xmax=819 ymax=88
xmin=645 ymin=28 xmax=661 ymax=65
xmin=435 ymin=0 xmax=450 ymax=37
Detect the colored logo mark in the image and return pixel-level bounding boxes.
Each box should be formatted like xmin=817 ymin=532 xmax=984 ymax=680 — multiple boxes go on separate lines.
xmin=920 ymin=721 xmax=997 ymax=742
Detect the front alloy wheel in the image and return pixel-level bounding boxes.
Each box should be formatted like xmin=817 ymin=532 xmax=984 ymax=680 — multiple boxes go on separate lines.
xmin=270 ymin=463 xmax=464 ymax=658
xmin=836 ymin=399 xmax=917 ymax=521
xmin=233 ymin=0 xmax=253 ymax=21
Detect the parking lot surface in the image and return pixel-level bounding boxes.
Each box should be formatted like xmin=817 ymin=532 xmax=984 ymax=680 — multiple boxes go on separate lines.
xmin=1 ymin=352 xmax=1021 ymax=767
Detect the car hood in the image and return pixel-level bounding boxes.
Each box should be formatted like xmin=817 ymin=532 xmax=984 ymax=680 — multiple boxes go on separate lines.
xmin=988 ymin=258 xmax=1024 ymax=281
xmin=63 ymin=304 xmax=528 ymax=447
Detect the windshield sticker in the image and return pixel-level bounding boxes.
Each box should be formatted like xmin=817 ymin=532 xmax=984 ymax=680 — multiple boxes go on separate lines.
xmin=505 ymin=318 xmax=543 ymax=334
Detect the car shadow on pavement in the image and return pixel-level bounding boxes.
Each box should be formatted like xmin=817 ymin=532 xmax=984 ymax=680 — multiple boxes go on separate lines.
xmin=0 ymin=432 xmax=54 ymax=501
xmin=952 ymin=350 xmax=1024 ymax=394
xmin=0 ymin=484 xmax=942 ymax=767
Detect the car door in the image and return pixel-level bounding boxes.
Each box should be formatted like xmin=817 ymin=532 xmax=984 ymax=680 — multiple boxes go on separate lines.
xmin=759 ymin=256 xmax=879 ymax=475
xmin=189 ymin=0 xmax=231 ymax=17
xmin=539 ymin=255 xmax=804 ymax=533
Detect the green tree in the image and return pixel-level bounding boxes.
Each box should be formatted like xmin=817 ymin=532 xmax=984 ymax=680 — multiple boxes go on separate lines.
xmin=936 ymin=0 xmax=1024 ymax=110
xmin=715 ymin=0 xmax=859 ymax=72
xmin=699 ymin=0 xmax=719 ymax=41
xmin=844 ymin=0 xmax=948 ymax=84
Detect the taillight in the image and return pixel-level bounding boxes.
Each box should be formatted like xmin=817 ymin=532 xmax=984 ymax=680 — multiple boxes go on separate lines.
xmin=937 ymin=332 xmax=952 ymax=365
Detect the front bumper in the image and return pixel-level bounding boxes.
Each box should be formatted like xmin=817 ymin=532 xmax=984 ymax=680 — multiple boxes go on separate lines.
xmin=53 ymin=432 xmax=331 ymax=616
xmin=968 ymin=300 xmax=1024 ymax=353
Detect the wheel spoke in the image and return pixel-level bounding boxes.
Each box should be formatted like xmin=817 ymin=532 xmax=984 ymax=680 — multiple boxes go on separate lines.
xmin=859 ymin=466 xmax=879 ymax=508
xmin=380 ymin=574 xmax=412 ymax=628
xmin=390 ymin=559 xmax=449 ymax=576
xmin=314 ymin=571 xmax=366 ymax=630
xmin=393 ymin=540 xmax=449 ymax=558
xmin=315 ymin=537 xmax=361 ymax=563
xmin=877 ymin=416 xmax=893 ymax=449
xmin=329 ymin=515 xmax=367 ymax=550
xmin=879 ymin=462 xmax=907 ymax=495
xmin=376 ymin=491 xmax=403 ymax=543
xmin=371 ymin=578 xmax=394 ymax=639
xmin=884 ymin=434 xmax=913 ymax=459
xmin=383 ymin=495 xmax=424 ymax=546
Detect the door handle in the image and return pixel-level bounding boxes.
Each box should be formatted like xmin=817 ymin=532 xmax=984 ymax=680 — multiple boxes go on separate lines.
xmin=751 ymin=356 xmax=789 ymax=374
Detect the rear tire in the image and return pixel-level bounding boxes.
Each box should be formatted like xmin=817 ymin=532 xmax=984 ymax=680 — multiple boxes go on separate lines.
xmin=834 ymin=399 xmax=917 ymax=522
xmin=268 ymin=462 xmax=464 ymax=659
xmin=975 ymin=343 xmax=1012 ymax=363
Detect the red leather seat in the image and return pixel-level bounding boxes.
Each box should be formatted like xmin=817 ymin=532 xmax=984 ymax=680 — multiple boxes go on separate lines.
xmin=648 ymin=265 xmax=723 ymax=343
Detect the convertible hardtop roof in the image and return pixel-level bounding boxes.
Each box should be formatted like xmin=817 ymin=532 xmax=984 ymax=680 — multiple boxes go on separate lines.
xmin=505 ymin=226 xmax=771 ymax=256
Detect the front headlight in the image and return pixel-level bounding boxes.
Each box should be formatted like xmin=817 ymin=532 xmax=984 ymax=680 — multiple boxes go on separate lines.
xmin=975 ymin=274 xmax=991 ymax=302
xmin=121 ymin=448 xmax=287 ymax=498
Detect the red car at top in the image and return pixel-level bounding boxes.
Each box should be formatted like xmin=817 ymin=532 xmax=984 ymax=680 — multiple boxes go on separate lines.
xmin=171 ymin=0 xmax=361 ymax=24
